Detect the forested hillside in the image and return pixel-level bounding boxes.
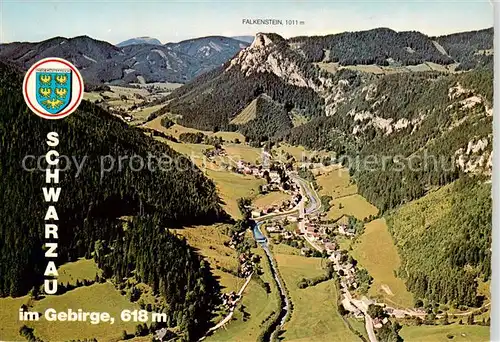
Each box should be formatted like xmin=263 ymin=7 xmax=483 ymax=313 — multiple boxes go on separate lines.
xmin=289 ymin=28 xmax=454 ymax=65
xmin=435 ymin=28 xmax=493 ymax=70
xmin=96 ymin=216 xmax=219 ymax=340
xmin=236 ymin=94 xmax=293 ymax=143
xmin=164 ymin=66 xmax=324 ymax=131
xmin=0 ymin=62 xmax=224 ymax=338
xmin=386 ymin=177 xmax=491 ymax=306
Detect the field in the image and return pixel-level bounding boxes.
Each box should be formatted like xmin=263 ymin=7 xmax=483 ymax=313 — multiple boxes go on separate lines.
xmin=174 ymin=225 xmax=240 ymax=293
xmin=253 ymin=191 xmax=292 ymax=211
xmin=128 ymin=104 xmax=165 ymax=124
xmin=148 ymin=126 xmax=264 ymax=219
xmin=271 ymin=143 xmax=329 ymax=163
xmin=399 ymin=324 xmax=490 ymax=342
xmin=207 ymin=247 xmax=280 ymax=342
xmin=315 ymin=62 xmax=460 ymax=75
xmin=346 ymin=317 xmax=369 ymax=341
xmin=270 ymin=242 xmax=301 ymax=256
xmin=0 ymin=295 xmax=30 ymax=341
xmin=316 ymin=166 xmax=357 ymax=198
xmin=314 ymin=165 xmax=378 ymax=221
xmin=230 ymin=97 xmax=258 ymax=125
xmin=206 ymin=169 xmax=264 ymax=219
xmin=224 ymin=144 xmax=263 ymax=164
xmin=275 ymin=254 xmax=358 ymax=342
xmin=212 ymin=131 xmax=246 ymax=143
xmin=145 ymin=118 xmax=245 ymax=143
xmin=29 ymin=283 xmax=141 ymax=342
xmin=161 ymin=139 xmax=212 ymax=167
xmin=327 ymin=194 xmax=379 ymax=221
xmin=58 ymin=258 xmax=101 ymax=286
xmin=148 ymin=121 xmax=210 ymax=139
xmin=350 ymin=219 xmax=414 ymax=308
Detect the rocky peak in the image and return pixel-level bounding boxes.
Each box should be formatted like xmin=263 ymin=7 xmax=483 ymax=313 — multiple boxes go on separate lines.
xmin=250 ymin=33 xmax=275 ymax=48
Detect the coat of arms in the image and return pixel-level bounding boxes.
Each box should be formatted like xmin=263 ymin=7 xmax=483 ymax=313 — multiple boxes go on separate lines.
xmin=36 ymin=70 xmax=72 ymax=114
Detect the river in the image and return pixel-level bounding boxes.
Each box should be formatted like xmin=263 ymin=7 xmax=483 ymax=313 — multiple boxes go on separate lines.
xmin=252 ymin=221 xmax=290 ymax=341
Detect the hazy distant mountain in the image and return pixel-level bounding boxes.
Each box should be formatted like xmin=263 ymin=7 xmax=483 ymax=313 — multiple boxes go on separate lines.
xmin=117 ymin=36 xmax=162 ymax=47
xmin=231 ymin=35 xmax=255 ymax=44
xmin=0 ymin=36 xmax=126 ymax=85
xmin=0 ymin=35 xmax=249 ymax=86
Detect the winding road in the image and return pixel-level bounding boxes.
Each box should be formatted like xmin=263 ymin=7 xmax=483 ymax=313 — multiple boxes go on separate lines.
xmin=290 ymin=173 xmax=378 ymax=342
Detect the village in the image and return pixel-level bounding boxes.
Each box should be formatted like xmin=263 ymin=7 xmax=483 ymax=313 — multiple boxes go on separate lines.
xmin=204 ymin=145 xmax=410 ymax=339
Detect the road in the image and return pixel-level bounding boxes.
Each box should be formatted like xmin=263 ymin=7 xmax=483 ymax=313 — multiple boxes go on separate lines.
xmin=292 ymin=174 xmax=378 ymax=342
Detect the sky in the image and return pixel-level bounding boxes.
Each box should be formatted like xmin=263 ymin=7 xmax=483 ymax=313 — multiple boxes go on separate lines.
xmin=0 ymin=0 xmax=494 ymax=45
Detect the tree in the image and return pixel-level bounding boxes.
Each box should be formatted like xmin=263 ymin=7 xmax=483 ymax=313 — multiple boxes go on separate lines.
xmin=367 ymin=304 xmax=386 ymax=319
xmin=441 ymin=312 xmax=450 ymax=325
xmin=467 ymin=313 xmax=475 ymax=325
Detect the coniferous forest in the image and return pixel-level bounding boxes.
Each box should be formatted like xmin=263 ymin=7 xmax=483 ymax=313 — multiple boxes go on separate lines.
xmin=0 ymin=61 xmax=225 ymax=339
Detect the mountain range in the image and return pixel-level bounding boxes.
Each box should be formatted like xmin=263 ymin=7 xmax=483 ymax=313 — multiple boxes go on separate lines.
xmin=163 ymin=28 xmax=493 ymax=201
xmin=117 ymin=36 xmax=163 ymax=47
xmin=0 ymin=35 xmax=249 ymax=86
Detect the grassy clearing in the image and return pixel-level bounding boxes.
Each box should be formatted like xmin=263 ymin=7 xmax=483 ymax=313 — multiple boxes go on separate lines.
xmin=162 ymin=139 xmax=211 ymax=162
xmin=130 ymin=82 xmax=183 ymax=91
xmin=174 ymin=225 xmax=240 ymax=293
xmin=230 ymin=98 xmax=258 ymax=125
xmin=350 ymin=219 xmax=414 ymax=308
xmin=129 ymin=104 xmax=165 ymax=124
xmin=399 ymin=324 xmax=490 ymax=342
xmin=212 ymin=131 xmax=246 ymax=143
xmin=83 ymin=92 xmax=103 ymax=102
xmin=315 ymin=62 xmax=459 ymax=76
xmin=291 ymin=111 xmax=309 ymax=127
xmin=270 ymin=243 xmax=301 ymax=256
xmin=207 ymin=247 xmax=279 ymax=342
xmin=253 ymin=191 xmax=292 ymax=211
xmin=206 ymin=169 xmax=264 ymax=219
xmin=224 ymin=144 xmax=263 ymax=164
xmin=29 ymin=283 xmax=140 ymax=342
xmin=316 ymin=167 xmax=358 ymax=198
xmin=327 ymin=194 xmax=379 ymax=221
xmin=310 ymin=163 xmax=377 ymax=222
xmin=0 ymin=295 xmax=30 ymax=341
xmin=275 ymin=254 xmax=357 ymax=342
xmin=158 ymin=123 xmax=211 ymax=139
xmin=346 ymin=317 xmax=368 ymax=340
xmin=58 ymin=258 xmax=101 ymax=286
xmin=146 ymin=118 xmax=245 ymax=143
xmin=271 ymin=143 xmax=318 ymax=162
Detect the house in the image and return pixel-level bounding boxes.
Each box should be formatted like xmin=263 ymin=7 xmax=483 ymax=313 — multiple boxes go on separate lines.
xmin=300 ymin=247 xmax=310 ymax=256
xmin=306 ymin=225 xmax=316 ymax=233
xmin=307 ymin=232 xmax=320 ymax=241
xmin=155 ymin=328 xmax=168 ymax=341
xmin=373 ymin=318 xmax=383 ymax=329
xmin=324 ymin=242 xmax=337 ymax=253
xmin=251 ymin=210 xmax=262 ymax=218
xmin=266 ymin=224 xmax=283 ymax=233
xmin=338 ymin=224 xmax=355 ymax=237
